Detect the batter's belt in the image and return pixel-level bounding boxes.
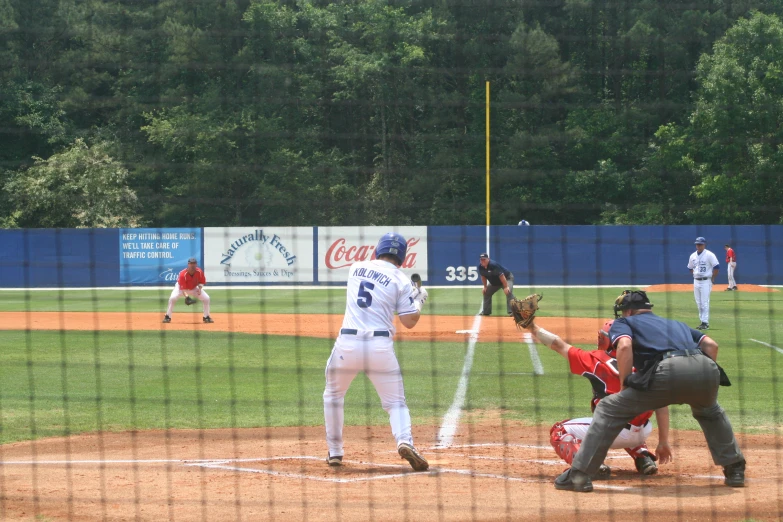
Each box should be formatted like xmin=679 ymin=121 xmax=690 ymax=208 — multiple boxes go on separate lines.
xmin=340 ymin=328 xmax=390 ymax=337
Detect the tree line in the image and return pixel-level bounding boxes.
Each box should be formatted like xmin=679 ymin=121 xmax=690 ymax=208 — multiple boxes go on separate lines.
xmin=1 ymin=0 xmax=782 ymax=228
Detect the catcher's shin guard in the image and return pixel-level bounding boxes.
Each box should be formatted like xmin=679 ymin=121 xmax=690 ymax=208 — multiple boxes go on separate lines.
xmin=550 ymin=421 xmax=581 ymax=465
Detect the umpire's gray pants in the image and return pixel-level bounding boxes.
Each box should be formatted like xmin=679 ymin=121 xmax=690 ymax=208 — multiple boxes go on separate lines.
xmin=481 ymin=276 xmax=514 ymax=315
xmin=572 ymin=353 xmax=744 ymax=476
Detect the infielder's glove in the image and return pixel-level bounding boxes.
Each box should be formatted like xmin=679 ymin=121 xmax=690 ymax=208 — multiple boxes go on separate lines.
xmin=184 ymin=296 xmax=197 ymax=306
xmin=509 ymin=293 xmax=543 ymax=329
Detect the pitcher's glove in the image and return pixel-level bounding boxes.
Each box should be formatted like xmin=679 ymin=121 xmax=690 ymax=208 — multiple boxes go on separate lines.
xmin=510 ymin=293 xmax=543 ymax=329
xmin=185 ymin=296 xmax=197 ymax=306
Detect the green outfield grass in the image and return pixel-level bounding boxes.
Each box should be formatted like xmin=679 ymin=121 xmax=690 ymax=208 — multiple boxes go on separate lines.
xmin=0 ymin=287 xmax=780 ymax=444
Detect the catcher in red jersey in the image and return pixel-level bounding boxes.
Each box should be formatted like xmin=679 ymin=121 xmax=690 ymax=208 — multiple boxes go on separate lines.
xmin=526 ymin=319 xmax=669 ymax=477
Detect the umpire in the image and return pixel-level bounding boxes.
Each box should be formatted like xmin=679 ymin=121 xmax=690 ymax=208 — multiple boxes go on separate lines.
xmin=478 ymin=253 xmax=515 ymax=316
xmin=556 ymin=290 xmax=745 ymax=492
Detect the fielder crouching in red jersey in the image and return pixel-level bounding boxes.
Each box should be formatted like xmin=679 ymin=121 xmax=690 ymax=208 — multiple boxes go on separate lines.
xmin=526 ymin=319 xmax=670 ymax=478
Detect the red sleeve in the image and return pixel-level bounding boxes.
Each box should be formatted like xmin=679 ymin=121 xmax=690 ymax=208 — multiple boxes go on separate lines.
xmin=198 ymin=269 xmax=206 ymax=285
xmin=567 ymin=347 xmax=596 ymax=376
xmin=177 ymin=269 xmax=186 ymax=287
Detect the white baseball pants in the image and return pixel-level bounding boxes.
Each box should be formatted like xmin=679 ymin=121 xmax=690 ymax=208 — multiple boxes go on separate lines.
xmin=727 ymin=262 xmax=737 ymax=288
xmin=166 ymin=283 xmax=211 ymax=317
xmin=562 ymin=417 xmax=651 ymax=450
xmin=323 ymin=332 xmax=413 ymax=458
xmin=693 ymin=279 xmax=712 ymax=324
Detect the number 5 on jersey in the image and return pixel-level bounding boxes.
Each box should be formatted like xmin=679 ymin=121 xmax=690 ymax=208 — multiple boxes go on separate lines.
xmin=357 ymin=281 xmax=374 ymax=308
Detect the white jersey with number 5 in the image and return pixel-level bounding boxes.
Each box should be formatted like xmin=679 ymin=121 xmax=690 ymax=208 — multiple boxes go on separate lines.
xmin=687 ymin=249 xmax=720 ymax=279
xmin=341 ymin=259 xmax=418 ymax=334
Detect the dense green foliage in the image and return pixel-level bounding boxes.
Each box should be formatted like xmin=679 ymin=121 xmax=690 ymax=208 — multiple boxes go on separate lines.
xmin=2 ymin=1 xmax=782 ymax=226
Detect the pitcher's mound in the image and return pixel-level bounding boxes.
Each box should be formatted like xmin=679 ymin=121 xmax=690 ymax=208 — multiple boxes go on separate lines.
xmin=644 ymin=284 xmax=777 ymax=293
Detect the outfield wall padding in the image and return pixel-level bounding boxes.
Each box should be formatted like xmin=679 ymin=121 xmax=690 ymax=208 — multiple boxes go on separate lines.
xmin=0 ymin=226 xmax=780 ymax=288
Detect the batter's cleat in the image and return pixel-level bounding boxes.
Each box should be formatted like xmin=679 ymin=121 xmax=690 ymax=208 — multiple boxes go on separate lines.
xmin=398 ymin=443 xmax=429 ymax=471
xmin=203 ymin=316 xmax=214 ymax=323
xmin=723 ymin=460 xmax=746 ymax=487
xmin=634 ymin=455 xmax=658 ymax=475
xmin=724 ymin=287 xmax=733 ymax=291
xmin=594 ymin=464 xmax=612 ymax=480
xmin=162 ymin=315 xmax=171 ymax=323
xmin=696 ymin=322 xmax=709 ymax=330
xmin=326 ymin=453 xmax=343 ymax=467
xmin=554 ymin=468 xmax=593 ymax=492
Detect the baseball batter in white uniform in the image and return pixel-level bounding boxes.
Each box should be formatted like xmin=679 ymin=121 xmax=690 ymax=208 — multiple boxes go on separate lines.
xmin=323 ymin=232 xmax=429 ymax=471
xmin=687 ymin=237 xmax=719 ymax=330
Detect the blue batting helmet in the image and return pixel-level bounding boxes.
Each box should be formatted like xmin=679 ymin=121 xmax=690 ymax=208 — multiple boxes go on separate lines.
xmin=375 ymin=233 xmax=408 ymax=265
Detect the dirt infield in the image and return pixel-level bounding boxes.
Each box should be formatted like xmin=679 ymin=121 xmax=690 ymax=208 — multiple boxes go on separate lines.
xmin=1 ymin=310 xmax=780 ymax=521
xmin=0 ymin=311 xmax=607 ymax=345
xmin=1 ymin=421 xmax=779 ymax=521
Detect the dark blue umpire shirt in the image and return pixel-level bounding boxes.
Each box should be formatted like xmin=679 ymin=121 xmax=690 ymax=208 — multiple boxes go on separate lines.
xmin=609 ymin=313 xmax=706 ymax=370
xmin=478 ymin=261 xmax=513 ymax=286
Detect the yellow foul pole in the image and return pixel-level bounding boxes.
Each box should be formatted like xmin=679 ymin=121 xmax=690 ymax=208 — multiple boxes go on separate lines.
xmin=486 ymin=81 xmax=491 ymax=253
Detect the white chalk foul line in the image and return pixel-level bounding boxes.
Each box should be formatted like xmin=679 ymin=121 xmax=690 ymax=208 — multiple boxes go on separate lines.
xmin=750 ymin=338 xmax=783 ymax=355
xmin=436 ymin=313 xmax=483 ymax=448
xmin=523 ymin=332 xmax=544 ymax=375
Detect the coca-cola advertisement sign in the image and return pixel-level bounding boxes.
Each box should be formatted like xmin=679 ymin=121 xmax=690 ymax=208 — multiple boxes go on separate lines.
xmin=318 ymin=227 xmax=428 ymax=282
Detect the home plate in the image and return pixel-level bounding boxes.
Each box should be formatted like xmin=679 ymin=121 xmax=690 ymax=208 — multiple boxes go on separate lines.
xmin=456 ymin=330 xmax=478 ymax=334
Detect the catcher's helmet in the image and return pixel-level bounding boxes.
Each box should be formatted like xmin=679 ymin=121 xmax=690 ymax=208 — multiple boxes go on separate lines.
xmin=613 ymin=290 xmax=654 ymax=318
xmin=598 ymin=319 xmax=614 ymax=354
xmin=375 ymin=232 xmax=408 ymax=265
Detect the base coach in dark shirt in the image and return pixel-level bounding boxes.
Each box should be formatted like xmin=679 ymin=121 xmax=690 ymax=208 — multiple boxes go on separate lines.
xmin=555 ymin=290 xmax=745 ymax=492
xmin=478 ymin=253 xmax=515 ymax=316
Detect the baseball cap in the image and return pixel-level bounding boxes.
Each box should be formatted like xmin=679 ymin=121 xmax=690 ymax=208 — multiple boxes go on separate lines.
xmin=694 ymin=237 xmax=706 ymax=245
xmin=187 ymin=257 xmax=198 ymax=263
xmin=479 ymin=253 xmax=489 ymax=259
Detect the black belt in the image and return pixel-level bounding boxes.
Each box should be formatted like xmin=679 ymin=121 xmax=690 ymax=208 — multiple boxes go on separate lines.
xmin=625 ymin=419 xmax=650 ymax=430
xmin=340 ymin=328 xmax=389 ymax=337
xmin=663 ymin=349 xmax=703 ymax=359
xmin=694 ymin=277 xmax=710 ymax=281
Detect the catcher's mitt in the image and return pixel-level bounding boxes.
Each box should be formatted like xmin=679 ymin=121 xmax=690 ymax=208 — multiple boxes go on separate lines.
xmin=184 ymin=296 xmax=197 ymax=306
xmin=410 ymin=273 xmax=422 ymax=288
xmin=510 ymin=293 xmax=543 ymax=329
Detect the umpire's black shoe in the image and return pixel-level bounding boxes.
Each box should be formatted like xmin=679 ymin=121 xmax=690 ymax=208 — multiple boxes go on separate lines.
xmin=162 ymin=315 xmax=171 ymax=323
xmin=554 ymin=468 xmax=593 ymax=492
xmin=723 ymin=460 xmax=746 ymax=487
xmin=326 ymin=453 xmax=343 ymax=467
xmin=203 ymin=316 xmax=214 ymax=323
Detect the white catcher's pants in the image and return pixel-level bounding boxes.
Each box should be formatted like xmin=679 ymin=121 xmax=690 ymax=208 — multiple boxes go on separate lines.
xmin=561 ymin=417 xmax=652 ymax=450
xmin=166 ymin=283 xmax=211 ymax=317
xmin=727 ymin=262 xmax=737 ymax=288
xmin=693 ymin=279 xmax=712 ymax=324
xmin=323 ymin=331 xmax=413 ymax=458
